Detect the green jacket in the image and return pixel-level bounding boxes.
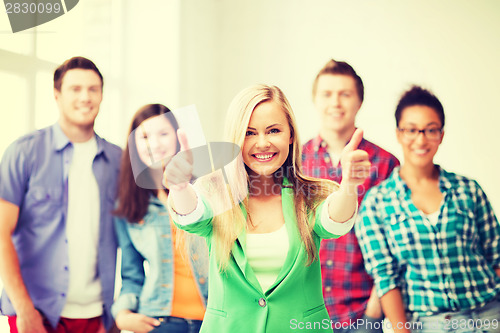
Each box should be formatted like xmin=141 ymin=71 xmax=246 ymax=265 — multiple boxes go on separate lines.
xmin=177 ymin=181 xmax=350 ymax=333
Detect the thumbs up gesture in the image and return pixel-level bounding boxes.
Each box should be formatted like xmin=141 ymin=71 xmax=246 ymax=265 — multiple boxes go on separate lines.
xmin=340 ymin=129 xmax=371 ymax=190
xmin=163 ymin=128 xmax=193 ymax=190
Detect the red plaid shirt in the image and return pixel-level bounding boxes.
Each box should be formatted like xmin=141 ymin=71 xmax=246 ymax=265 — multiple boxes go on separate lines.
xmin=302 ymin=135 xmax=399 ymax=324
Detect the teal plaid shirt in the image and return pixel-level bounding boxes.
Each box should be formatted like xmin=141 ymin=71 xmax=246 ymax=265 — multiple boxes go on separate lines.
xmin=355 ymin=166 xmax=500 ymax=315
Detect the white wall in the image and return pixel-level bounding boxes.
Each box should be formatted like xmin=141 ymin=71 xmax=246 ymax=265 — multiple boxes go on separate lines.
xmin=2 ymin=1 xmax=498 ymax=207
xmin=179 ymin=0 xmax=500 ymax=213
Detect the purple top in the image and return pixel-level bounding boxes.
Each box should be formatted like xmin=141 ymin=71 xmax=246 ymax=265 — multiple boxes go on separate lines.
xmin=0 ymin=123 xmax=121 ymax=329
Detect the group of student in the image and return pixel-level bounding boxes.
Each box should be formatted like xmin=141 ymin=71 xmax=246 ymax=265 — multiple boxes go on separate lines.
xmin=0 ymin=56 xmax=498 ymax=333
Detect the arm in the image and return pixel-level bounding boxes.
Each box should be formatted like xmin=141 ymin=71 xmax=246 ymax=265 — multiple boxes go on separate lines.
xmin=0 ymin=199 xmax=47 ymax=333
xmin=355 ymin=190 xmax=405 ymax=327
xmin=163 ymin=130 xmax=214 ymax=236
xmin=365 ymin=286 xmax=383 ymax=319
xmin=315 ymin=191 xmax=357 ymax=238
xmin=380 ymin=289 xmax=411 ymax=333
xmin=112 ymin=218 xmax=145 ymax=315
xmin=112 ymin=218 xmax=160 ymax=332
xmin=163 ymin=128 xmax=197 ymax=215
xmin=167 ymin=186 xmax=214 ymax=239
xmin=314 ymin=129 xmax=369 ymax=238
xmin=327 ymin=183 xmax=358 ymax=223
xmin=473 ymin=180 xmax=500 ymax=272
xmin=168 ymin=184 xmax=198 ymax=216
xmin=328 ymin=128 xmax=370 ymax=222
xmin=362 ymin=154 xmax=400 ymax=319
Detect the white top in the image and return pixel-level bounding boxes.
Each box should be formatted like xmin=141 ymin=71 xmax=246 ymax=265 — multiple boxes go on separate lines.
xmin=61 ymin=136 xmax=103 ymax=318
xmin=246 ymin=224 xmax=289 ymax=292
xmin=425 ymin=210 xmax=440 ymax=225
xmin=424 ymin=199 xmax=443 ymax=226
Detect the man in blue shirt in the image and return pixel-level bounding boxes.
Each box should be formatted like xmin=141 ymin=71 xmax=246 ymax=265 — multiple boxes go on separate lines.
xmin=0 ymin=57 xmax=121 ymax=333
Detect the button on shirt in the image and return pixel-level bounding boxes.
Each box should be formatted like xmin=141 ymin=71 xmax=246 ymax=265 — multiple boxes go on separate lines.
xmin=355 ymin=167 xmax=500 ymax=315
xmin=0 ymin=123 xmax=121 ymax=329
xmin=302 ymin=135 xmax=400 ymax=323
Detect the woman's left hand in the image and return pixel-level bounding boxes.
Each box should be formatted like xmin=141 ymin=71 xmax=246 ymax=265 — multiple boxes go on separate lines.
xmin=327 ymin=129 xmax=371 ymax=223
xmin=340 ymin=128 xmax=371 ymax=191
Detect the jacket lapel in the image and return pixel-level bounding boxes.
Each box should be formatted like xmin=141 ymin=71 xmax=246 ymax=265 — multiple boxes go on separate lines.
xmin=266 ymin=178 xmax=301 ymax=295
xmin=232 ymin=205 xmax=264 ymax=293
xmin=230 ymin=177 xmax=301 ymax=295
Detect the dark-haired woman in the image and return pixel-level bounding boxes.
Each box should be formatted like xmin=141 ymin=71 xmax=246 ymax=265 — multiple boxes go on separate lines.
xmin=356 ymin=86 xmax=500 ymax=333
xmin=112 ymin=104 xmax=208 ymax=333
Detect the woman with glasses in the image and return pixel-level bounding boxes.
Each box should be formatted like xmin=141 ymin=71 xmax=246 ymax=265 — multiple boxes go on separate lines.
xmin=355 ymin=86 xmax=500 ymax=333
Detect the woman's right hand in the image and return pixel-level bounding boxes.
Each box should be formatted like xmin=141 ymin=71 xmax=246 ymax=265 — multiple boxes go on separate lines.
xmin=163 ymin=128 xmax=193 ymax=191
xmin=115 ymin=309 xmax=161 ymax=333
xmin=163 ymin=129 xmax=198 ymax=215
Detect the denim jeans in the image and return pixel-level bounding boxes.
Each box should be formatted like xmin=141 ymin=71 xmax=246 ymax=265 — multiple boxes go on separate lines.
xmin=409 ymin=297 xmax=500 ymax=333
xmin=149 ymin=316 xmax=202 ymax=333
xmin=332 ymin=314 xmax=384 ymax=333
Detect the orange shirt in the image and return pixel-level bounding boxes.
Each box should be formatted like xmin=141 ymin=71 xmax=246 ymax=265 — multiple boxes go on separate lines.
xmin=170 ymin=224 xmax=205 ymax=320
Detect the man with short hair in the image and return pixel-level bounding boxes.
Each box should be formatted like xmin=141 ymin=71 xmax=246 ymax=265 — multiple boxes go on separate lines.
xmin=302 ymin=59 xmax=400 ymax=333
xmin=0 ymin=56 xmax=121 ymax=333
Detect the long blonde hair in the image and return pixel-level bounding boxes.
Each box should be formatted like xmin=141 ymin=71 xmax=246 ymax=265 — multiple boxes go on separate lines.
xmin=197 ymin=84 xmax=337 ymax=270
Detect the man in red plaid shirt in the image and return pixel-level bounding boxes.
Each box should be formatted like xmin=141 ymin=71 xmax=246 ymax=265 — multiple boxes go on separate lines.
xmin=302 ymin=59 xmax=400 ymax=333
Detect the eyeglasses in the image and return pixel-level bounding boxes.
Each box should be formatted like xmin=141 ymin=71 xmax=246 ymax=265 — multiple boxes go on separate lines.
xmin=397 ymin=127 xmax=443 ymax=141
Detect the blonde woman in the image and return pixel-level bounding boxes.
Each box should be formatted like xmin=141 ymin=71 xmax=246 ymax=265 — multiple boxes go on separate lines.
xmin=164 ymin=85 xmax=370 ymax=332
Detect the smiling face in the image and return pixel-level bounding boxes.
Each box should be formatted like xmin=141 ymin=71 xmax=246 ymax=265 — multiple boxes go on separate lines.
xmin=242 ymin=100 xmax=293 ymax=178
xmin=55 ymin=69 xmax=103 ymax=130
xmin=397 ymin=105 xmax=444 ymax=169
xmin=313 ymin=74 xmax=362 ymax=135
xmin=135 ymin=114 xmax=179 ymax=167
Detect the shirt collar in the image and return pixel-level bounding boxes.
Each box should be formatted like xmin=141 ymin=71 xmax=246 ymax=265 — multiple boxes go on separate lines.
xmin=52 ymin=123 xmax=72 ymax=152
xmin=95 ymin=133 xmax=108 ymax=160
xmin=314 ymin=132 xmax=367 ymax=151
xmin=437 ymin=165 xmax=452 ymax=192
xmin=52 ymin=122 xmax=108 ymax=159
xmin=392 ymin=165 xmax=451 ymax=196
xmin=390 ymin=166 xmax=408 ymax=197
xmin=312 ymin=135 xmax=326 ymax=151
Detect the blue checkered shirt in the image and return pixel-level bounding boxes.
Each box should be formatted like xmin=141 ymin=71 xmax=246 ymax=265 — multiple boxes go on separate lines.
xmin=355 ymin=166 xmax=500 ymax=315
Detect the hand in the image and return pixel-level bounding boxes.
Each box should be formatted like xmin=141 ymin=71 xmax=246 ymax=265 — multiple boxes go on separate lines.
xmin=16 ymin=307 xmax=48 ymax=333
xmin=163 ymin=128 xmax=193 ymax=191
xmin=340 ymin=129 xmax=371 ymax=191
xmin=115 ymin=310 xmax=161 ymax=333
